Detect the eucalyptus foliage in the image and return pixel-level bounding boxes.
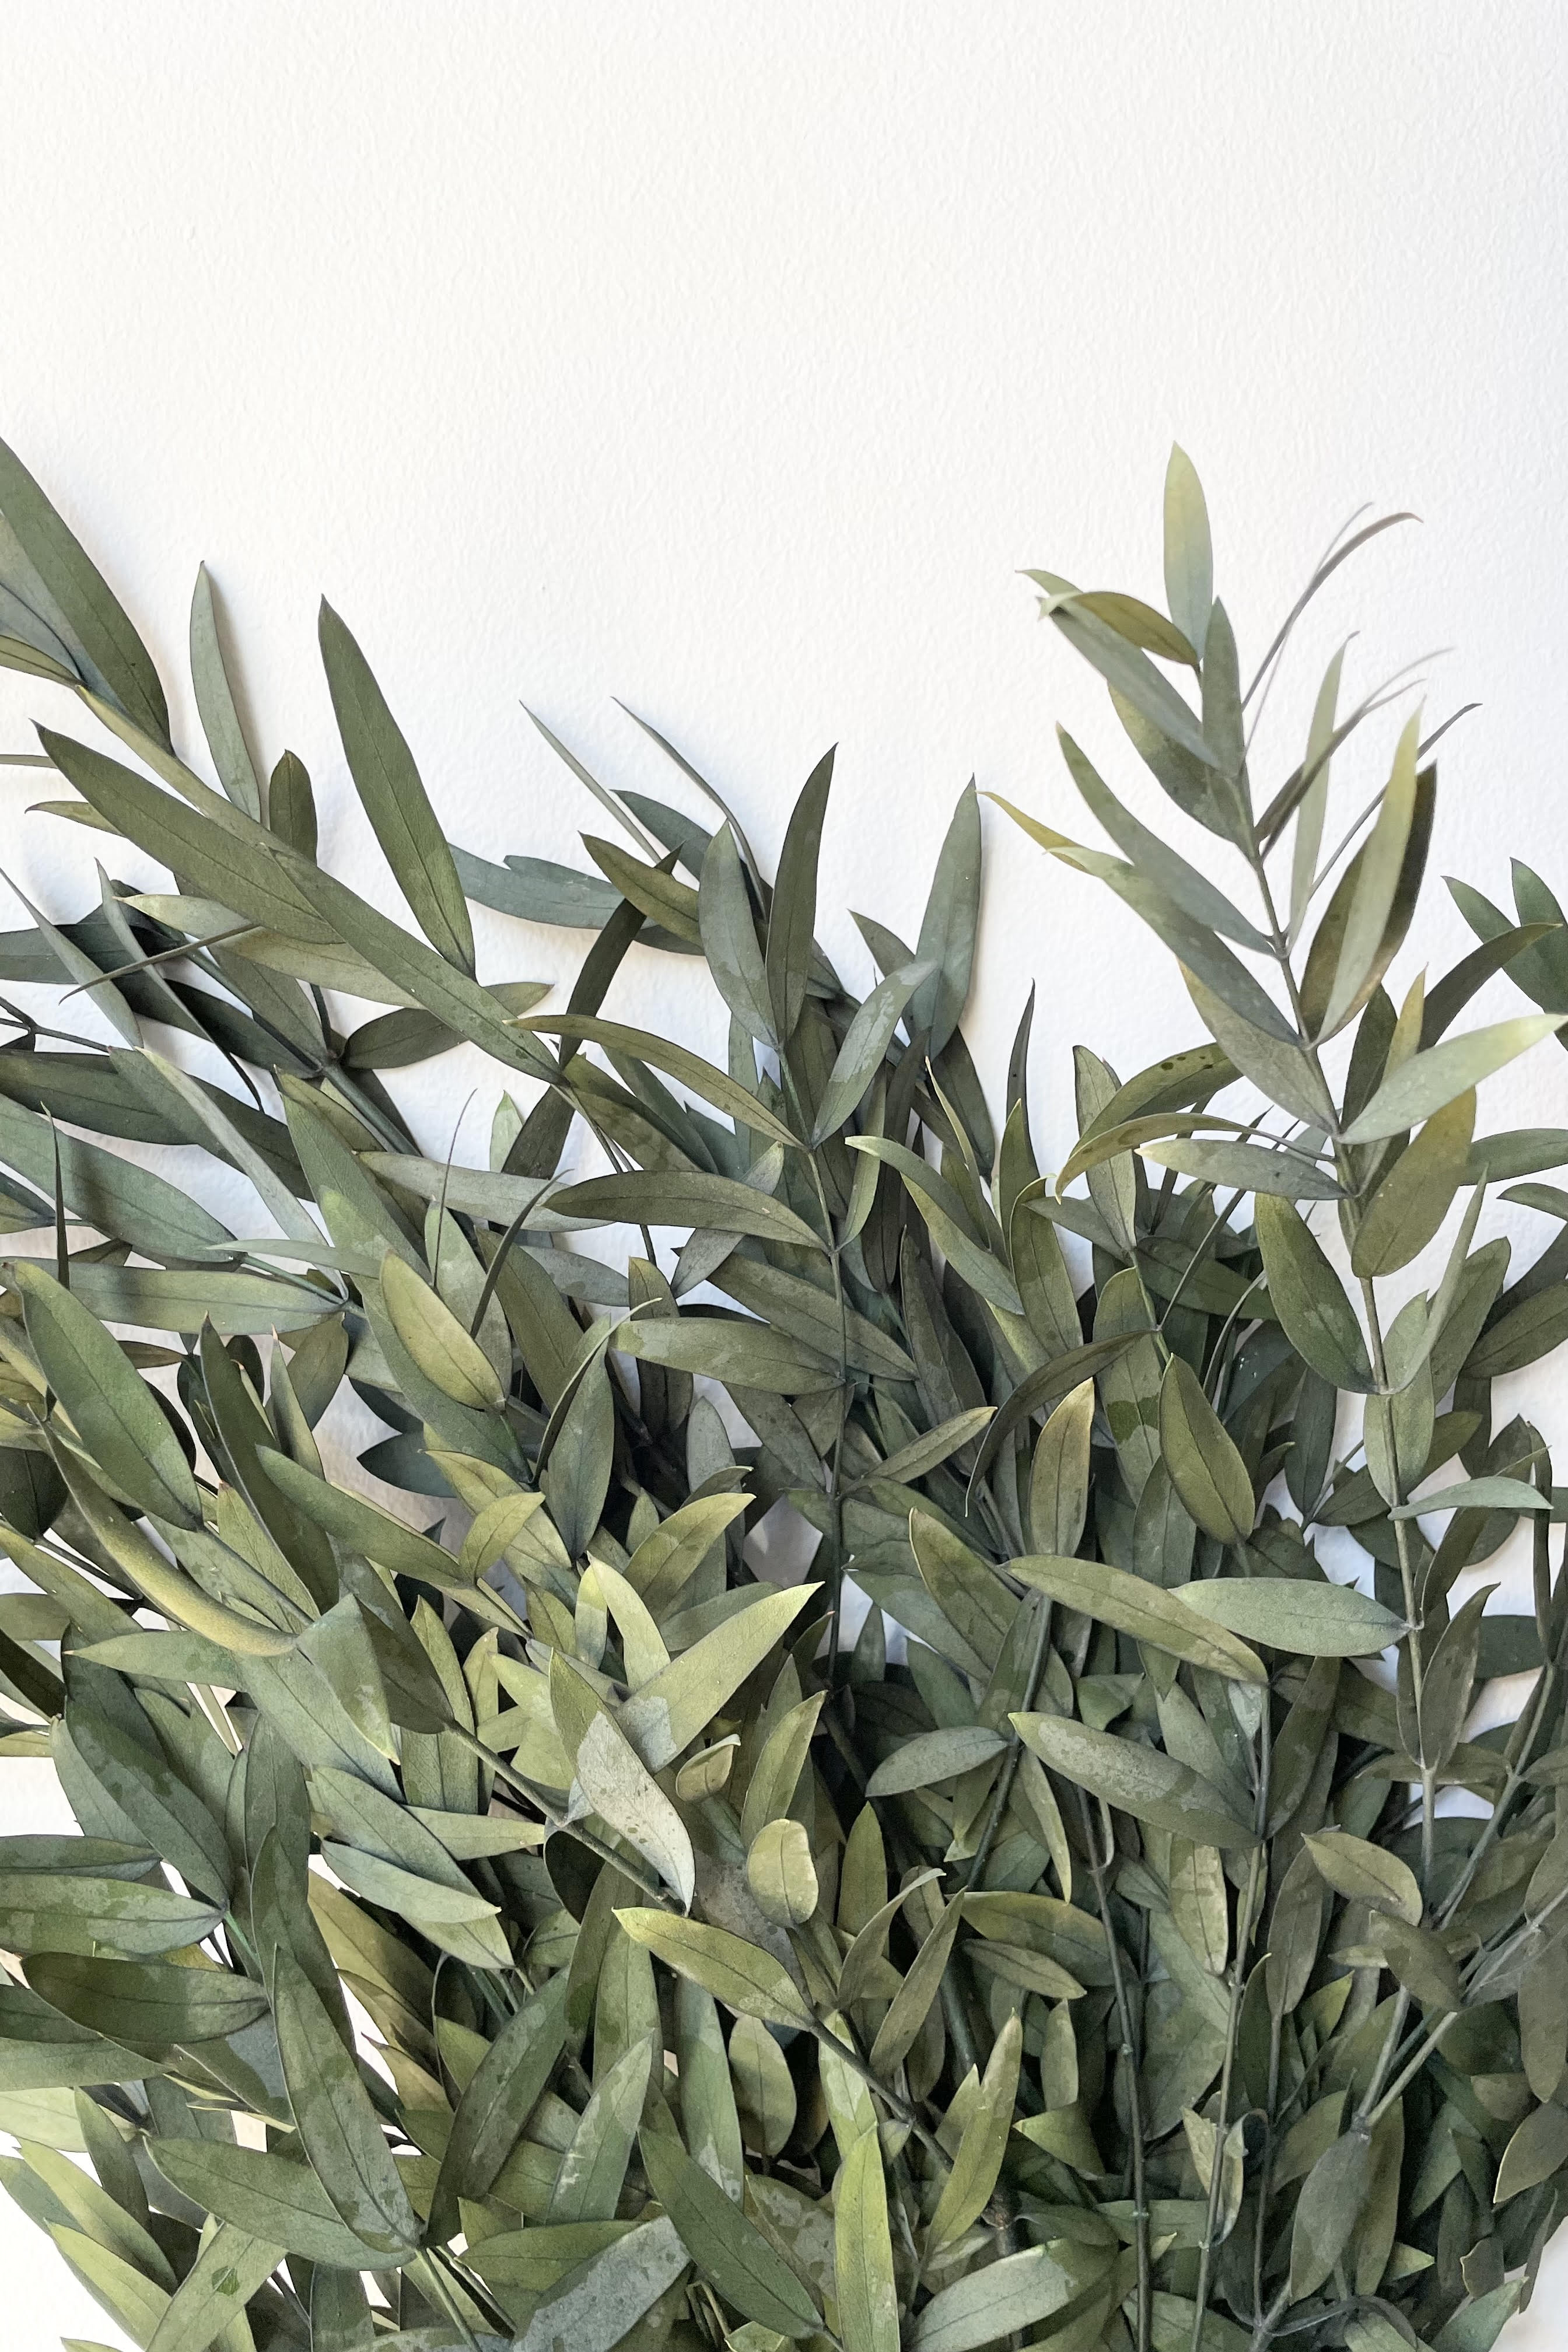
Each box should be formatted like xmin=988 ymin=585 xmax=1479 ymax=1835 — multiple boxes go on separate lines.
xmin=0 ymin=444 xmax=1562 ymax=2352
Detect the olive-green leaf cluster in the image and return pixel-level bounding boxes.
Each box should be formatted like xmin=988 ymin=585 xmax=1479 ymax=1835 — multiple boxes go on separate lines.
xmin=0 ymin=441 xmax=1560 ymax=2352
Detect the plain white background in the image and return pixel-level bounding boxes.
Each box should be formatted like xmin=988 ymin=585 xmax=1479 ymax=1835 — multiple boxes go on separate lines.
xmin=0 ymin=5 xmax=1564 ymax=2343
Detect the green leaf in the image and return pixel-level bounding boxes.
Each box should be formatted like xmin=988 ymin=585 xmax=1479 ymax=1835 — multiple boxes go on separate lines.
xmin=517 ymin=1014 xmax=797 ymax=1151
xmin=256 ymin=1448 xmax=471 ymax=1590
xmin=1254 ymin=1194 xmax=1374 ymax=1391
xmin=268 ymin=748 xmax=317 ymax=858
xmin=1289 ymin=2125 xmax=1374 ymax=2301
xmin=641 ymin=2119 xmax=818 ymax=2336
xmin=0 ymin=1873 xmax=219 ymax=1961
xmin=0 ymin=1091 xmax=235 ymax=1262
xmin=1157 ymin=1357 xmax=1255 ymax=1544
xmin=513 ymin=2215 xmax=689 ymax=2352
xmin=993 ymin=797 xmax=1293 ymax=1043
xmin=188 ymin=565 xmax=261 ymax=819
xmin=23 ymin=1955 xmax=266 ymax=2058
xmin=698 ymin=821 xmax=776 ymax=1044
xmin=811 ymin=959 xmax=932 ymax=1144
xmin=1303 ymin=1829 xmax=1422 ymax=1923
xmin=1462 ymin=1287 xmax=1568 ymax=1380
xmin=1351 ymin=1089 xmax=1476 ymax=1276
xmin=909 ymin=2239 xmax=1110 ymax=2352
xmin=1163 ymin=447 xmax=1214 ymax=663
xmin=1371 ymin=1913 xmax=1463 ymax=2013
xmin=379 ymin=1251 xmax=505 ymax=1410
xmin=615 ymin=1314 xmax=839 ymax=1396
xmin=1143 ymin=1133 xmax=1343 ymax=1200
xmin=148 ymin=2138 xmax=400 ymax=2269
xmin=765 ymin=748 xmax=834 ymax=1044
xmin=673 ymin=1980 xmax=743 ymax=2195
xmin=1342 ymin=1017 xmax=1566 ymax=1143
xmin=1177 ymin=1577 xmax=1403 ymax=1656
xmin=1182 ymin=968 xmax=1336 ymax=1131
xmin=928 ymin=2011 xmax=1023 ymax=2250
xmin=622 ymin=1492 xmax=751 ymax=1614
xmin=553 ymin=1170 xmax=822 ymax=1253
xmin=869 ymin=1894 xmax=965 ymax=2076
xmin=548 ymin=2033 xmax=654 ymax=2223
xmin=271 ymin=1947 xmax=419 ymax=2255
xmin=583 ymin=836 xmax=701 ymax=943
xmin=0 ymin=436 xmax=169 ymax=741
xmin=40 ymin=729 xmax=552 ymax=1086
xmin=318 ymin=600 xmax=474 ymax=972
xmin=46 ymin=2228 xmax=170 ymax=2350
xmin=847 ymin=1138 xmax=1022 ymax=1313
xmin=739 ymin=1693 xmax=824 ymax=1844
xmin=1319 ymin=714 xmax=1421 ymax=1036
xmin=613 ymin=1912 xmax=812 ymax=2030
xmin=573 ymin=1708 xmax=696 ymax=1907
xmin=1012 ymin=1715 xmax=1256 ymax=1850
xmin=912 ymin=781 xmax=981 ymax=1054
xmin=1495 ymin=2099 xmax=1568 ymax=2203
xmin=836 ymin=2124 xmax=900 ymax=2352
xmin=1026 ymin=569 xmax=1220 ymax=770
xmin=1287 ymin=645 xmax=1346 ymax=939
xmin=1390 ymin=1475 xmax=1550 ymax=1520
xmin=835 ymin=1870 xmax=944 ymax=2010
xmin=1059 ymin=730 xmax=1269 ymax=950
xmin=865 ymin=1726 xmax=1008 ymax=1796
xmin=146 ymin=2220 xmax=282 ymax=2352
xmin=1009 ymin=1554 xmax=1265 ymax=1684
xmin=1026 ymin=1380 xmax=1093 ymax=1556
xmin=619 ymin=1583 xmax=817 ymax=1768
xmin=51 ymin=1695 xmax=232 ymax=1906
xmin=746 ymin=1818 xmax=820 ymax=1927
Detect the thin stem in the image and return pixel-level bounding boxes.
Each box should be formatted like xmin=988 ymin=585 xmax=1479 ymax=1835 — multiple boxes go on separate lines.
xmin=1436 ymin=1648 xmax=1560 ymax=1927
xmin=1362 ymin=2007 xmax=1460 ymax=2133
xmin=1247 ymin=2285 xmax=1292 ymax=2352
xmin=1248 ymin=845 xmax=1437 ymax=1901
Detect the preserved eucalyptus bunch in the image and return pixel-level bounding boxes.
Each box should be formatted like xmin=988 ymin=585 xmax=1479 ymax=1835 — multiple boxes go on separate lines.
xmin=0 ymin=444 xmax=1561 ymax=2352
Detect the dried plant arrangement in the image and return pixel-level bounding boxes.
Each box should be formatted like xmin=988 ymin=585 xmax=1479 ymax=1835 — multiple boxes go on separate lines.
xmin=0 ymin=442 xmax=1562 ymax=2352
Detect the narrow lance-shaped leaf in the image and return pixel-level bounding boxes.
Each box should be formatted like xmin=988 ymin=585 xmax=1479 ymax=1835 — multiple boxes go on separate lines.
xmin=0 ymin=435 xmax=169 ymax=741
xmin=811 ymin=958 xmax=933 ymax=1144
xmin=189 ymin=563 xmax=262 ymax=818
xmin=318 ymin=599 xmax=475 ymax=973
xmin=271 ymin=1948 xmax=419 ymax=2256
xmin=911 ymin=780 xmax=981 ymax=1054
xmin=1007 ymin=1553 xmax=1265 ymax=1684
xmin=698 ymin=821 xmax=776 ymax=1045
xmin=1158 ymin=1356 xmax=1255 ymax=1544
xmin=765 ymin=747 xmax=834 ymax=1044
xmin=12 ymin=1262 xmax=201 ymax=1528
xmin=640 ymin=2120 xmax=818 ymax=2338
xmin=928 ymin=2010 xmax=1023 ymax=2249
xmin=836 ymin=2125 xmax=900 ymax=2352
xmin=1012 ymin=1715 xmax=1256 ymax=1850
xmin=1342 ymin=1015 xmax=1567 ymax=1144
xmin=615 ymin=1910 xmax=812 ymax=2030
xmin=1254 ymin=1194 xmax=1374 ymax=1392
xmin=1163 ymin=443 xmax=1213 ymax=653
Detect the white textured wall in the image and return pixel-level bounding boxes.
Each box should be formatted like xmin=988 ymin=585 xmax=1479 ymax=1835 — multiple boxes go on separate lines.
xmin=0 ymin=6 xmax=1564 ymax=2343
